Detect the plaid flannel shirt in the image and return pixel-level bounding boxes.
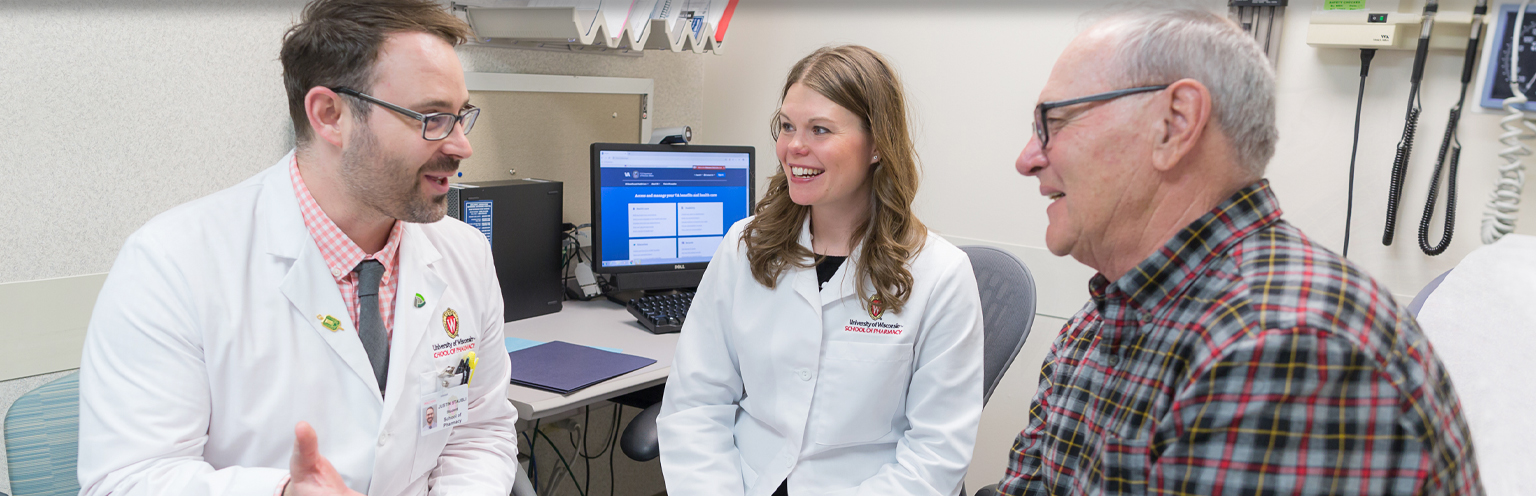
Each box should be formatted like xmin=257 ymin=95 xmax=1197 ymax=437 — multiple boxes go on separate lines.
xmin=998 ymin=180 xmax=1482 ymax=496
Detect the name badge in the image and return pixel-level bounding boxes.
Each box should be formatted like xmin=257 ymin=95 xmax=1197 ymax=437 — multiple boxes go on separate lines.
xmin=420 ymin=384 xmax=469 ymax=435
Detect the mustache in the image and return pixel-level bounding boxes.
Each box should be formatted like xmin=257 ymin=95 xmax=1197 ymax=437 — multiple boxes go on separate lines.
xmin=420 ymin=155 xmax=459 ymax=175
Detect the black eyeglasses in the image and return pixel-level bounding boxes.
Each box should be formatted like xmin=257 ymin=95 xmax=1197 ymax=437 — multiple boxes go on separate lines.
xmin=331 ymin=87 xmax=480 ymax=141
xmin=1032 ymin=85 xmax=1169 ymax=150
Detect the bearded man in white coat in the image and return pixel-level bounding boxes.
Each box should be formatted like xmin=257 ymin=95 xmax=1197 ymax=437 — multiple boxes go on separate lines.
xmin=77 ymin=1 xmax=518 ymax=495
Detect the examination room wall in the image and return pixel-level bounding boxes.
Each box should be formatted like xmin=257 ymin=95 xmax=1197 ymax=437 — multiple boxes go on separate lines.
xmin=699 ymin=0 xmax=1536 ymax=490
xmin=0 ymin=0 xmax=705 ymax=286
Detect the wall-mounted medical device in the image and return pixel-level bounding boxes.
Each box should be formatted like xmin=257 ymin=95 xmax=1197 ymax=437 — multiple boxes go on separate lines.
xmin=1478 ymin=3 xmax=1536 ymax=110
xmin=1308 ymin=0 xmax=1489 ymax=256
xmin=1475 ymin=1 xmax=1533 ymax=244
xmin=1306 ymin=2 xmax=1479 ymax=50
xmin=1231 ymin=0 xmax=1288 ymax=65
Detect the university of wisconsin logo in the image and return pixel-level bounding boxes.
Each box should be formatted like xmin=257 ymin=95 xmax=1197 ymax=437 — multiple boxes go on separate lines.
xmin=869 ymin=298 xmax=884 ymax=320
xmin=442 ymin=308 xmax=460 ymax=338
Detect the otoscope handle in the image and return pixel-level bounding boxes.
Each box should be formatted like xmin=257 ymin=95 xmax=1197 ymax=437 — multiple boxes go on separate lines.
xmin=1411 ymin=28 xmax=1433 ymax=83
xmin=1411 ymin=0 xmax=1437 ymax=82
xmin=1463 ymin=16 xmax=1485 ymax=84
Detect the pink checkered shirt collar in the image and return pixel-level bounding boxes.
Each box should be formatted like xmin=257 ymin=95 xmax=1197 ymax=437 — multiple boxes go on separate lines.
xmin=287 ymin=157 xmax=404 ymax=285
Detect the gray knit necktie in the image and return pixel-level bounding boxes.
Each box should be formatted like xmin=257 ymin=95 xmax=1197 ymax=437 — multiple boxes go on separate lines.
xmin=354 ymin=259 xmax=390 ymax=394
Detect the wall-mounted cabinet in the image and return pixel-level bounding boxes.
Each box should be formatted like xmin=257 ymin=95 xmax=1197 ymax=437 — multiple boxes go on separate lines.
xmin=450 ymin=0 xmax=737 ymax=56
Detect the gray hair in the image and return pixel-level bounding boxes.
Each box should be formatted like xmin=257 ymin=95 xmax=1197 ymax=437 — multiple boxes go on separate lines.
xmin=1095 ymin=8 xmax=1277 ymax=177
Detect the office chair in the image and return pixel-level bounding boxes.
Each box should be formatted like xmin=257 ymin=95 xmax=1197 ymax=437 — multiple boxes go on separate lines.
xmin=620 ymin=245 xmax=1039 ymax=472
xmin=958 ymin=245 xmax=1038 ymax=496
xmin=960 ymin=245 xmax=1038 ymax=405
xmin=3 ymin=372 xmax=81 ymax=496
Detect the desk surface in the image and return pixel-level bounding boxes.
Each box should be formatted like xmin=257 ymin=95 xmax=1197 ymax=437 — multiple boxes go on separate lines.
xmin=502 ymin=299 xmax=678 ymax=420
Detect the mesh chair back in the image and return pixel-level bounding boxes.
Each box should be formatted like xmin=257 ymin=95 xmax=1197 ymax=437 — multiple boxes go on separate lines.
xmin=959 ymin=246 xmax=1037 ymax=404
xmin=4 ymin=372 xmax=81 ymax=496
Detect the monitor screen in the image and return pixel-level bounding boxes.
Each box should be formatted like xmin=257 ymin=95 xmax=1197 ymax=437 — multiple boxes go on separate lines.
xmin=590 ymin=143 xmax=755 ymax=273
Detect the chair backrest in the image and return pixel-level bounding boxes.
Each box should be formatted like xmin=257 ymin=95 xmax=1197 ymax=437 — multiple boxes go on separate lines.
xmin=4 ymin=372 xmax=81 ymax=496
xmin=959 ymin=245 xmax=1037 ymax=405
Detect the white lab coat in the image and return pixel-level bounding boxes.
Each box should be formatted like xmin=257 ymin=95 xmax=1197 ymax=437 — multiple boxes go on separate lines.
xmin=78 ymin=151 xmax=519 ymax=496
xmin=658 ymin=217 xmax=984 ymax=496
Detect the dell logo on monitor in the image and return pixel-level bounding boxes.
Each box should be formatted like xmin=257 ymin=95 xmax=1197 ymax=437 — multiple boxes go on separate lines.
xmin=674 ymin=265 xmax=686 ymax=270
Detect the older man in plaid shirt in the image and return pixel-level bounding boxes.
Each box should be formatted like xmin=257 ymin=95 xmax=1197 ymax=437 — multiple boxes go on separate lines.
xmin=998 ymin=8 xmax=1482 ymax=496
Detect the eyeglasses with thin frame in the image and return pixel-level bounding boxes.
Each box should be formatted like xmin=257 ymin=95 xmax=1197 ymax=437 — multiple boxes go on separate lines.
xmin=331 ymin=87 xmax=480 ymax=141
xmin=1032 ymin=84 xmax=1169 ymax=150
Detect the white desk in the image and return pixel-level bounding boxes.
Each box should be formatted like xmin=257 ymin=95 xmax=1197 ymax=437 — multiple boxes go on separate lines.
xmin=502 ymin=299 xmax=678 ymax=420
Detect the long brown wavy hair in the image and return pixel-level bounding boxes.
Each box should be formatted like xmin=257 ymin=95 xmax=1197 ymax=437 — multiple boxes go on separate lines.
xmin=741 ymin=45 xmax=927 ymax=315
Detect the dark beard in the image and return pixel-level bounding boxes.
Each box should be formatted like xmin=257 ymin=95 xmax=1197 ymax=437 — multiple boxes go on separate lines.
xmin=340 ymin=126 xmax=459 ymax=224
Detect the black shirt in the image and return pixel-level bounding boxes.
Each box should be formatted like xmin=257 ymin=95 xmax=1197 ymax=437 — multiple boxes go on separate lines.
xmin=816 ymin=255 xmax=846 ymax=289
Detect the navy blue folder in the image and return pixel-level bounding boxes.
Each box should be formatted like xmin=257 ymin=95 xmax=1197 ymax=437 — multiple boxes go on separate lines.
xmin=507 ymin=340 xmax=657 ymax=395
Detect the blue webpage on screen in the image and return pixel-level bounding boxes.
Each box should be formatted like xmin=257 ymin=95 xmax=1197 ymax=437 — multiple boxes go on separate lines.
xmin=597 ymin=150 xmax=753 ymax=267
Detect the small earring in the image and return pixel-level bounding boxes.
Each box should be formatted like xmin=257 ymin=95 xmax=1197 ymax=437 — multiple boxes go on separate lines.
xmin=872 ymin=155 xmax=880 ymax=162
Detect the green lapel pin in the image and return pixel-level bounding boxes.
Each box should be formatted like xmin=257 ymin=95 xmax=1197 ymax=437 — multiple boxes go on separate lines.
xmin=320 ymin=315 xmax=342 ymax=332
xmin=414 ymin=293 xmax=426 ymax=308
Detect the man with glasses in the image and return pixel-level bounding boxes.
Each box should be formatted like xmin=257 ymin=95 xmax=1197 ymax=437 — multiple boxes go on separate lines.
xmin=992 ymin=9 xmax=1481 ymax=496
xmin=77 ymin=1 xmax=517 ymax=495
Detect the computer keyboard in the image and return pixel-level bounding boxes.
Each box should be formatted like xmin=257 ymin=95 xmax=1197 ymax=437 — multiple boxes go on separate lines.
xmin=626 ymin=291 xmax=695 ymax=334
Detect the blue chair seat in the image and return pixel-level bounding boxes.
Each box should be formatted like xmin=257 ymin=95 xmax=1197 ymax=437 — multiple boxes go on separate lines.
xmin=4 ymin=372 xmax=81 ymax=496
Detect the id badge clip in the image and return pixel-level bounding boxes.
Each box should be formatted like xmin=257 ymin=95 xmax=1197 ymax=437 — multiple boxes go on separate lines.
xmin=439 ymin=351 xmax=479 ymax=391
xmin=437 ymin=366 xmax=456 ymax=392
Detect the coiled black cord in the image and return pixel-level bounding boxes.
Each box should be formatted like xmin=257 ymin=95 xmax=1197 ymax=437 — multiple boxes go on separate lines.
xmin=1384 ymin=87 xmax=1421 ymax=246
xmin=1420 ymin=3 xmax=1483 ymax=254
xmin=1419 ymin=104 xmax=1463 ymax=255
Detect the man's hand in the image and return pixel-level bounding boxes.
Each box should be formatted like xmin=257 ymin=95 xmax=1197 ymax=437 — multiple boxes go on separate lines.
xmin=284 ymin=422 xmax=365 ymax=496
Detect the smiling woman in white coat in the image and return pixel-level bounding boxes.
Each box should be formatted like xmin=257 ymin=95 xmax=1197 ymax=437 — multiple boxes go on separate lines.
xmin=657 ymin=45 xmax=985 ymax=496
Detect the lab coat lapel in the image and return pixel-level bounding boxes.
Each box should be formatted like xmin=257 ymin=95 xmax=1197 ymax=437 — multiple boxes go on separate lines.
xmin=381 ymin=223 xmax=446 ymax=419
xmin=791 ymin=217 xmax=821 ymax=310
xmin=280 ymin=249 xmax=385 ymax=402
xmin=264 ymin=149 xmax=385 ymax=403
xmin=819 ymin=240 xmax=863 ymax=308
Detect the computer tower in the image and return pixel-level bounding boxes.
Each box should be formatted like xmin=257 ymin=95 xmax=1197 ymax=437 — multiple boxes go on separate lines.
xmin=446 ymin=179 xmax=563 ymax=322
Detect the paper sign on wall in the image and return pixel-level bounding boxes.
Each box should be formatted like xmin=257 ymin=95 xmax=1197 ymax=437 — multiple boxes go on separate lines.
xmin=1324 ymin=0 xmax=1366 ymax=10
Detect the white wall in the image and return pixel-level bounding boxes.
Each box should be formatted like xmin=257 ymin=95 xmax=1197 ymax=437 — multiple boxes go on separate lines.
xmin=0 ymin=0 xmax=705 ymax=285
xmin=700 ymin=0 xmax=1536 ymax=488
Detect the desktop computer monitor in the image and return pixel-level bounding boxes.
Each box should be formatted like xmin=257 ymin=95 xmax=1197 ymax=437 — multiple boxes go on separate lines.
xmin=589 ymin=143 xmax=755 ymax=296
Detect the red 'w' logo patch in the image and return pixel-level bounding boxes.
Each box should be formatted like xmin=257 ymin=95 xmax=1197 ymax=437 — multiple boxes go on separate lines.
xmin=443 ymin=308 xmax=460 ymax=338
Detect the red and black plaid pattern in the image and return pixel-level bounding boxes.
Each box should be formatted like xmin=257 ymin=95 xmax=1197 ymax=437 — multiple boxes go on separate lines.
xmin=997 ymin=181 xmax=1481 ymax=496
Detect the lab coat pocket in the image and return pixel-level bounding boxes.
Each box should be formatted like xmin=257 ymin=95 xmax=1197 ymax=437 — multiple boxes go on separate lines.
xmin=813 ymin=341 xmax=914 ymax=446
xmin=412 ymin=370 xmax=450 ymax=478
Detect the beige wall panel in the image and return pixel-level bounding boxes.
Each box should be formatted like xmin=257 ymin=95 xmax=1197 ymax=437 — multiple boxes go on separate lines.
xmin=458 ymin=91 xmax=642 ymax=225
xmin=0 ymin=273 xmax=106 ymax=381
